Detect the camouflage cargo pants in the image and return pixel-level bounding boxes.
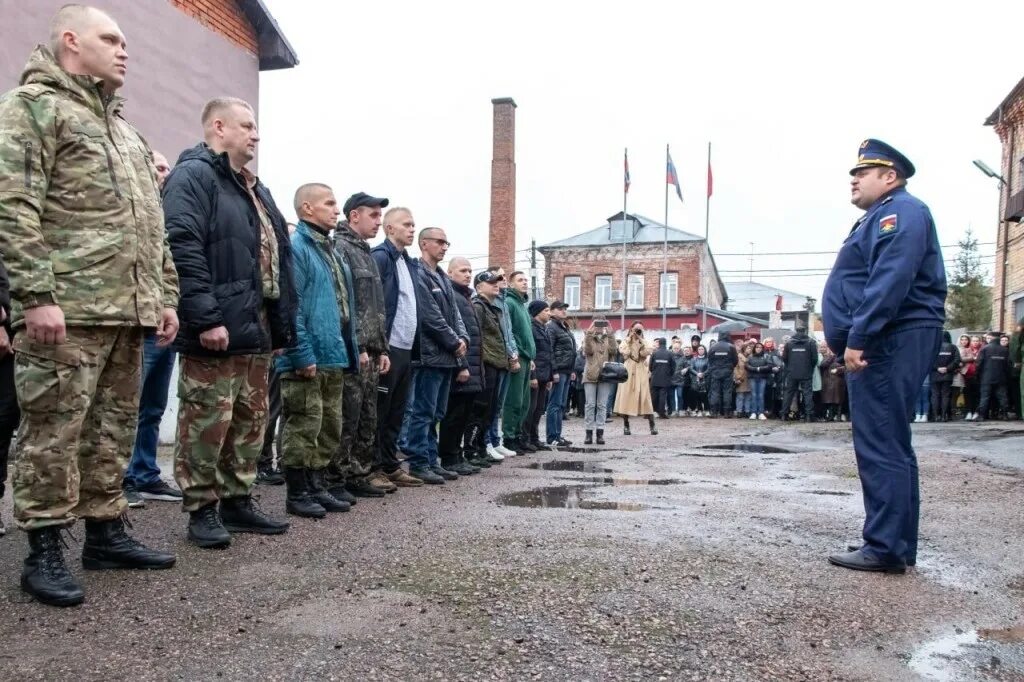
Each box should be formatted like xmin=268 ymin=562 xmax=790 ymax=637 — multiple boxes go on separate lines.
xmin=12 ymin=326 xmax=142 ymax=530
xmin=327 ymin=359 xmax=378 ymax=485
xmin=174 ymin=354 xmax=270 ymax=512
xmin=279 ymin=370 xmax=344 ymax=470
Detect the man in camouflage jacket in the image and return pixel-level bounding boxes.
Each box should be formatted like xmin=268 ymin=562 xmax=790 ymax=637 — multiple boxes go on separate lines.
xmin=0 ymin=6 xmax=179 ymax=607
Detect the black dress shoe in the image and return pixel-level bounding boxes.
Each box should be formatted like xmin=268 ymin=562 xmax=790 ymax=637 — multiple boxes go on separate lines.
xmin=846 ymin=544 xmax=916 ymax=566
xmin=451 ymin=461 xmax=479 ymax=476
xmin=518 ymin=441 xmax=537 ymax=453
xmin=827 ymin=549 xmax=905 ymax=574
xmin=467 ymin=455 xmax=492 ymax=469
xmin=431 ymin=465 xmax=458 ymax=481
xmin=530 ymin=441 xmax=552 ymax=451
xmin=346 ymin=479 xmax=387 ymax=498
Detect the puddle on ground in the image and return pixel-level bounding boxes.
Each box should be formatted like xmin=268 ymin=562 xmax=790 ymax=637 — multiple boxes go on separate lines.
xmin=553 ymin=476 xmax=683 ymax=486
xmin=801 ymin=489 xmax=853 ymax=496
xmin=700 ymin=443 xmax=797 ymax=454
xmin=497 ymin=485 xmax=647 ymax=511
xmin=526 ymin=460 xmax=613 ymax=473
xmin=554 ymin=446 xmax=624 ymax=454
xmin=909 ymin=626 xmax=1024 ymax=680
xmin=676 ymin=452 xmax=743 ymax=459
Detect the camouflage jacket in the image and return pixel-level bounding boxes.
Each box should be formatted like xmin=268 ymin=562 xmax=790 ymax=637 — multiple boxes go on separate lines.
xmin=333 ymin=221 xmax=387 ymax=355
xmin=0 ymin=46 xmax=178 ymax=329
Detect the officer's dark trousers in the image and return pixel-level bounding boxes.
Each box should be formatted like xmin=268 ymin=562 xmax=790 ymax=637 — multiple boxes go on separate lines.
xmin=376 ymin=348 xmax=413 ymax=474
xmin=846 ymin=326 xmax=940 ymax=564
xmin=782 ymin=378 xmax=813 ymax=418
xmin=930 ymin=379 xmax=952 ymax=420
xmin=0 ymin=346 xmax=20 ymax=499
xmin=258 ymin=367 xmax=282 ymax=472
xmin=707 ymin=375 xmax=733 ymax=415
xmin=652 ymin=386 xmax=671 ymax=416
xmin=978 ymin=382 xmax=1009 ymax=419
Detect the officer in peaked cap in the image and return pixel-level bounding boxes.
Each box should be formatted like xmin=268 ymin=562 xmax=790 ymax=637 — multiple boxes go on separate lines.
xmin=821 ymin=139 xmax=947 ymax=574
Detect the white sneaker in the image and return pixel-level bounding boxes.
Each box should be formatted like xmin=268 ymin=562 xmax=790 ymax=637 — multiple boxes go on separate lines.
xmin=704 ymin=411 xmax=711 ymax=417
xmin=921 ymin=415 xmax=928 ymax=423
xmin=486 ymin=444 xmax=505 ymax=462
xmin=913 ymin=414 xmax=921 ymax=423
xmin=758 ymin=413 xmax=767 ymax=420
xmin=968 ymin=413 xmax=977 ymax=421
xmin=839 ymin=414 xmax=847 ymax=422
xmin=749 ymin=413 xmax=757 ymax=420
xmin=495 ymin=444 xmax=517 ymax=457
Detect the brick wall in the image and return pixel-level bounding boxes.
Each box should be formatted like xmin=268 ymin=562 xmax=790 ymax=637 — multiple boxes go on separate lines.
xmin=991 ymin=88 xmax=1024 ymax=329
xmin=489 ymin=98 xmax=517 ymax=273
xmin=168 ymin=0 xmax=258 ymax=54
xmin=542 ymin=243 xmax=707 ymax=312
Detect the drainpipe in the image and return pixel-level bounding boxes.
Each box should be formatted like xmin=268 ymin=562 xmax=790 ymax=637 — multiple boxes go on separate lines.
xmin=1001 ymin=127 xmax=1015 ymax=331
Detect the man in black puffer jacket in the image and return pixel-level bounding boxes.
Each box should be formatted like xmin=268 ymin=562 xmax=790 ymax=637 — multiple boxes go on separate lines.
xmin=781 ymin=324 xmax=818 ymax=422
xmin=545 ymin=301 xmax=577 ymax=446
xmin=524 ymin=301 xmax=554 ymax=450
xmin=930 ymin=331 xmax=960 ymax=421
xmin=438 ymin=258 xmax=484 ymax=476
xmin=650 ymin=338 xmax=676 ymax=418
xmin=165 ymin=98 xmax=295 ymax=547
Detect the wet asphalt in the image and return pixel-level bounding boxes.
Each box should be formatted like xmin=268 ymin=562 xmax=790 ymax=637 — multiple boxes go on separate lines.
xmin=0 ymin=415 xmax=1022 ymax=681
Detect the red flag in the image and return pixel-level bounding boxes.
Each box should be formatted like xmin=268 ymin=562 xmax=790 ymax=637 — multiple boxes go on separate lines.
xmin=706 ymin=160 xmax=714 ymax=198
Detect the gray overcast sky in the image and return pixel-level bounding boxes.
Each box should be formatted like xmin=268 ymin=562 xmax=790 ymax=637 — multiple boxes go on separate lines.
xmin=256 ymin=0 xmax=1022 ymax=307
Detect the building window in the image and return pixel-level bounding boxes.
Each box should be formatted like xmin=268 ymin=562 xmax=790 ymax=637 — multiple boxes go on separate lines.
xmin=627 ymin=274 xmax=644 ymax=309
xmin=595 ymin=275 xmax=612 ymax=310
xmin=660 ymin=273 xmax=678 ymax=308
xmin=563 ymin=276 xmax=580 ymax=310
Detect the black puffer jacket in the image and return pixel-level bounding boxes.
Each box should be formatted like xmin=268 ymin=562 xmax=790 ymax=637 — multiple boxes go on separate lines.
xmin=708 ymin=340 xmax=738 ymax=378
xmin=165 ymin=144 xmax=295 ymax=356
xmin=451 ymin=282 xmax=483 ymax=393
xmin=414 ymin=261 xmax=468 ymax=369
xmin=531 ymin=319 xmax=554 ymax=383
xmin=976 ymin=338 xmax=1011 ymax=386
xmin=650 ymin=346 xmax=675 ymax=387
xmin=932 ymin=337 xmax=960 ymax=383
xmin=746 ymin=352 xmax=772 ymax=376
xmin=546 ymin=318 xmax=577 ymax=373
xmin=782 ymin=332 xmax=818 ymax=381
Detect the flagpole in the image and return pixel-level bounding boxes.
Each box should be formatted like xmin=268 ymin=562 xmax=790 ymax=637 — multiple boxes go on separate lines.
xmin=662 ymin=144 xmax=669 ymax=332
xmin=702 ymin=141 xmax=711 ymax=332
xmin=620 ymin=147 xmax=628 ymax=333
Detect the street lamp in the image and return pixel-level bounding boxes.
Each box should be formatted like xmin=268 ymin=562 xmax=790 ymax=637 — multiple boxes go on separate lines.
xmin=973 ymin=159 xmax=1007 ymax=186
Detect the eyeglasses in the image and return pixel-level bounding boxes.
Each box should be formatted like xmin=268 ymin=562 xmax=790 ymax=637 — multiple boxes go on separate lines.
xmin=424 ymin=237 xmax=451 ymax=247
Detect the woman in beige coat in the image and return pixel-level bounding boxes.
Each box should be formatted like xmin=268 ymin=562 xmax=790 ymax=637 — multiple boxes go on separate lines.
xmin=613 ymin=321 xmax=658 ymax=435
xmin=582 ymin=319 xmax=619 ymax=444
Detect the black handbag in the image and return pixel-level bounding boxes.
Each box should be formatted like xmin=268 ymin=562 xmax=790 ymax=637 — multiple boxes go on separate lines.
xmin=599 ymin=361 xmax=629 ymax=383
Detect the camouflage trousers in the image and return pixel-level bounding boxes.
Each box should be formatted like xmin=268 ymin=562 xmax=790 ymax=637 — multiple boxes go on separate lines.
xmin=12 ymin=326 xmax=142 ymax=530
xmin=174 ymin=354 xmax=270 ymax=512
xmin=279 ymin=370 xmax=344 ymax=470
xmin=326 ymin=359 xmax=378 ymax=485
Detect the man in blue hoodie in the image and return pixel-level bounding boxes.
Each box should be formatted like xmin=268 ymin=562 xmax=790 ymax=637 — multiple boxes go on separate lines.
xmin=275 ymin=184 xmax=359 ymax=519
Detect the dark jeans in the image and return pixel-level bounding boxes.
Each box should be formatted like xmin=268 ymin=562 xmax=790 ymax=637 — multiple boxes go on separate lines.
xmin=930 ymin=380 xmax=952 ymax=420
xmin=438 ymin=391 xmax=477 ymax=467
xmin=403 ymin=367 xmax=452 ymax=471
xmin=964 ymin=378 xmax=980 ymax=413
xmin=652 ymin=385 xmax=672 ymax=416
xmin=0 ymin=343 xmax=20 ymax=498
xmin=258 ymin=366 xmax=282 ymax=472
xmin=468 ymin=364 xmax=501 ymax=455
xmin=486 ymin=370 xmax=510 ymax=446
xmin=749 ymin=376 xmax=767 ymax=414
xmin=979 ymin=382 xmax=1009 ymax=419
xmin=782 ymin=378 xmax=814 ymax=418
xmin=546 ymin=376 xmax=570 ymax=442
xmin=125 ymin=333 xmax=176 ymax=487
xmin=376 ymin=347 xmax=413 ymax=474
xmin=525 ymin=381 xmax=550 ymax=444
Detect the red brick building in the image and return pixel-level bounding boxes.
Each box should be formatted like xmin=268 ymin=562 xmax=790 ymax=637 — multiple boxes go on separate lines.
xmin=539 ymin=212 xmax=747 ymax=332
xmin=985 ymin=75 xmax=1024 ymax=330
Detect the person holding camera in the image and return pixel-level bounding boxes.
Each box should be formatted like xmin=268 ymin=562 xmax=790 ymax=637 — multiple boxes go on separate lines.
xmin=581 ymin=318 xmax=618 ymax=444
xmin=614 ymin=322 xmax=658 ymax=435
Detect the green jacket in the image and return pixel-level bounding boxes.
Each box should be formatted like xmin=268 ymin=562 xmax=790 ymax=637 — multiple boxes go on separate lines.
xmin=0 ymin=46 xmax=178 ymax=328
xmin=505 ymin=289 xmax=535 ymax=360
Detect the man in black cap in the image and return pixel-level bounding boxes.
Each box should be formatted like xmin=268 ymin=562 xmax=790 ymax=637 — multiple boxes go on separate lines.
xmin=545 ymin=300 xmax=576 ymax=446
xmin=328 ymin=192 xmax=395 ymax=500
xmin=823 ymin=138 xmax=946 ymax=574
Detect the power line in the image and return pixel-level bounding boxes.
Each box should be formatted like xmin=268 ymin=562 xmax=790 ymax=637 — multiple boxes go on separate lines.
xmin=713 ymin=241 xmax=995 ymax=257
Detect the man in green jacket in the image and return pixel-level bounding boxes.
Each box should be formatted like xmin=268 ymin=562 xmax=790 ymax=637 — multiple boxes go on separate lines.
xmin=501 ymin=271 xmax=536 ymax=453
xmin=0 ymin=6 xmax=180 ymax=607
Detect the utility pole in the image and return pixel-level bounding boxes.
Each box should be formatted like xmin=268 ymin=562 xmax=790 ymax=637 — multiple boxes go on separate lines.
xmin=530 ymin=238 xmax=537 ymax=300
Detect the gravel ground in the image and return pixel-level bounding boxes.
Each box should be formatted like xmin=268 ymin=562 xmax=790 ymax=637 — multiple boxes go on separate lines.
xmin=0 ymin=416 xmax=1022 ymax=681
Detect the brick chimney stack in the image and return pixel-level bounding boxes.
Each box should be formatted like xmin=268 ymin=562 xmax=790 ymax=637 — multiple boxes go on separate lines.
xmin=489 ymin=97 xmax=517 ymax=273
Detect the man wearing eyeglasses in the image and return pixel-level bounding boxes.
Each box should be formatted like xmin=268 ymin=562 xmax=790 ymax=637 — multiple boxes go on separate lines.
xmin=401 ymin=228 xmax=468 ymax=484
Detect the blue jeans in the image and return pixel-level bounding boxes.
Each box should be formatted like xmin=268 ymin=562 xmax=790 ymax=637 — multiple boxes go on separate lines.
xmin=607 ymin=383 xmax=617 ymax=414
xmin=545 ymin=376 xmax=570 ymax=442
xmin=487 ymin=369 xmax=510 ymax=446
xmin=125 ymin=333 xmax=176 ymax=487
xmin=404 ymin=367 xmax=453 ymax=470
xmin=916 ymin=379 xmax=930 ymax=415
xmin=735 ymin=391 xmax=752 ymax=413
xmin=749 ymin=377 xmax=767 ymax=414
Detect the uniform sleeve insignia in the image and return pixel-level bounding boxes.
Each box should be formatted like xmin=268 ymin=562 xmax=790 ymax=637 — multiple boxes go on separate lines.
xmin=879 ymin=214 xmax=898 ymax=234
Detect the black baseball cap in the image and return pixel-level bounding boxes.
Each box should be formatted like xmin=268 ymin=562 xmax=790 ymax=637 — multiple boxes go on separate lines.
xmin=474 ymin=270 xmax=503 ymax=286
xmin=549 ymin=300 xmax=570 ymax=310
xmin=342 ymin=192 xmax=389 ymax=216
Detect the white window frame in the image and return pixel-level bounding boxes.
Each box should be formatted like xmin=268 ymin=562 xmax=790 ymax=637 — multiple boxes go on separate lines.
xmin=595 ymin=275 xmax=612 ymax=310
xmin=563 ymin=276 xmax=581 ymax=311
xmin=660 ymin=272 xmax=678 ymax=309
xmin=627 ymin=274 xmax=644 ymax=310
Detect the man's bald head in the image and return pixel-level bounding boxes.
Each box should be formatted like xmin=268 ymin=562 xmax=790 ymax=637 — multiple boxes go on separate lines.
xmin=447 ymin=257 xmax=471 ymax=273
xmin=293 ymin=183 xmax=339 ymax=231
xmin=293 ymin=183 xmax=332 ymax=216
xmin=448 ymin=257 xmax=473 ymax=287
xmin=49 ymin=5 xmax=128 ymax=93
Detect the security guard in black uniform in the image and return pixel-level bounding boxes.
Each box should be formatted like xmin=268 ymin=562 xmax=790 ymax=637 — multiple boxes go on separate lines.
xmin=975 ymin=332 xmax=1010 ymax=421
xmin=822 ymin=139 xmax=947 ymax=574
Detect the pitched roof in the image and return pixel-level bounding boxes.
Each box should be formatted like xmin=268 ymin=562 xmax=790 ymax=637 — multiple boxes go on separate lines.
xmin=985 ymin=75 xmax=1024 ymax=126
xmin=538 ymin=212 xmax=704 ymax=249
xmin=695 ymin=304 xmax=768 ymax=326
xmin=238 ymin=0 xmax=299 ymax=71
xmin=722 ymin=280 xmax=812 ymax=313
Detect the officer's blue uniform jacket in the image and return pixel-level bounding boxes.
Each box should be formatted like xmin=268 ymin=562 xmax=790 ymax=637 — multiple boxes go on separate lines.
xmin=823 ymin=187 xmax=947 ymax=353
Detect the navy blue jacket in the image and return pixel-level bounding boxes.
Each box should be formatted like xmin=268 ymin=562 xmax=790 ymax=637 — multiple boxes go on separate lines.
xmin=451 ymin=281 xmax=483 ymax=393
xmin=531 ymin=319 xmax=554 ymax=383
xmin=370 ymin=238 xmax=420 ymax=360
xmin=823 ymin=187 xmax=946 ymax=355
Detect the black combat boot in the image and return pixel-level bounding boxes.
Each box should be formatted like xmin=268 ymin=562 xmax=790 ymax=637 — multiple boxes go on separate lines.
xmin=648 ymin=415 xmax=658 ymax=435
xmin=82 ymin=516 xmax=175 ymax=570
xmin=584 ymin=430 xmax=593 ymax=445
xmin=188 ymin=503 xmax=232 ymax=549
xmin=596 ymin=429 xmax=605 ymax=445
xmin=327 ymin=483 xmax=358 ymax=506
xmin=21 ymin=527 xmax=85 ymax=607
xmin=346 ymin=477 xmax=387 ymax=498
xmin=306 ymin=469 xmax=351 ymax=513
xmin=220 ymin=496 xmax=290 ymax=534
xmin=284 ymin=468 xmax=326 ymax=519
